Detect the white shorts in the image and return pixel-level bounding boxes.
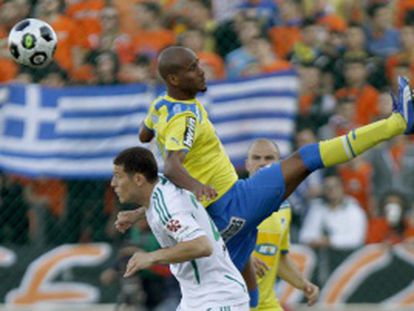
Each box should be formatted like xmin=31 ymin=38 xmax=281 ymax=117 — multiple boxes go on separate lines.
xmin=177 ymin=302 xmax=250 ymax=311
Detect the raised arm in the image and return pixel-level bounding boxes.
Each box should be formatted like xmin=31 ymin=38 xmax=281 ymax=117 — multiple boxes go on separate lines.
xmin=164 ymin=150 xmax=217 ymax=201
xmin=124 ymin=235 xmax=212 ymax=277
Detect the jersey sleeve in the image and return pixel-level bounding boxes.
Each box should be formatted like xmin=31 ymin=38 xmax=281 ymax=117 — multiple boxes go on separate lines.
xmin=162 ymin=211 xmax=206 ymax=243
xmin=153 ymin=189 xmax=206 ymax=242
xmin=143 ymin=101 xmax=157 ymax=131
xmin=280 ymin=209 xmax=292 ymax=254
xmin=164 ymin=113 xmax=198 ymax=152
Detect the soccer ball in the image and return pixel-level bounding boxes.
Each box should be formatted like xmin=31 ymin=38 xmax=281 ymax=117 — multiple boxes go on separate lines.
xmin=8 ymin=18 xmax=57 ymax=68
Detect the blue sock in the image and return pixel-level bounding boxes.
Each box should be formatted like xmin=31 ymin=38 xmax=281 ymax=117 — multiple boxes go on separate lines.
xmin=298 ymin=143 xmax=324 ymax=171
xmin=249 ymin=287 xmax=259 ymax=308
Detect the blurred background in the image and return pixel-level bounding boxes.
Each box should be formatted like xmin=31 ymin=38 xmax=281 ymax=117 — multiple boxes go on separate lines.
xmin=1 ymin=0 xmax=414 ymax=310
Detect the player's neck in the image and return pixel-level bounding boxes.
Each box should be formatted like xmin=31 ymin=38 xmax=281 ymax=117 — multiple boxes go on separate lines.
xmin=167 ymin=89 xmax=196 ymax=101
xmin=142 ymin=178 xmax=160 ymax=208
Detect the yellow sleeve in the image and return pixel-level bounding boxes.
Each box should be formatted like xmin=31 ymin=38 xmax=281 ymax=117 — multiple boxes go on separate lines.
xmin=165 ymin=113 xmax=198 ymax=152
xmin=280 ymin=209 xmax=292 ymax=253
xmin=143 ymin=101 xmax=157 ymax=131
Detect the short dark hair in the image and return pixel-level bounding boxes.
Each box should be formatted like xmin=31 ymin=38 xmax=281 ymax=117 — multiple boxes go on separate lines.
xmin=114 ymin=147 xmax=158 ymax=183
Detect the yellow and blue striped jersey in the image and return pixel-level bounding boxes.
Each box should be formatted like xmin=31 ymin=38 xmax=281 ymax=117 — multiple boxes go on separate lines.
xmin=143 ymin=94 xmax=238 ymax=207
xmin=253 ymin=203 xmax=291 ymax=311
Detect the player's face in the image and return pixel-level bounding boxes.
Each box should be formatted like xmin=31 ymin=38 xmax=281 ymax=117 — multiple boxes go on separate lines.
xmin=176 ymin=52 xmax=207 ymax=94
xmin=246 ymin=141 xmax=280 ymax=176
xmin=111 ymin=165 xmax=138 ymax=204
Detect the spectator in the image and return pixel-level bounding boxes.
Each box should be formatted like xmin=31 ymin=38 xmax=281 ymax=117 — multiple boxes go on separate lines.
xmin=180 ymin=0 xmax=218 ymax=52
xmin=299 ymin=173 xmax=367 ymax=250
xmin=334 ymin=22 xmax=388 ymax=90
xmin=297 ymin=62 xmax=336 ymax=131
xmin=318 ymin=96 xmax=357 ymax=139
xmin=178 ymin=28 xmax=226 ymax=80
xmin=119 ymin=54 xmax=156 ymax=84
xmin=390 ymin=60 xmax=414 ymax=95
xmin=249 ymin=36 xmax=291 ymax=74
xmin=133 ymin=1 xmax=176 ymax=60
xmin=366 ymin=135 xmax=414 ymax=204
xmin=371 ymin=89 xmax=393 ymax=123
xmin=87 ymin=6 xmax=135 ymax=65
xmin=34 ymin=0 xmax=88 ymax=79
xmin=386 ymin=25 xmax=414 ymax=83
xmin=87 ymin=50 xmax=121 ymax=85
xmin=335 ymin=56 xmax=380 ymax=125
xmin=37 ymin=63 xmax=69 ymax=87
xmin=365 ymin=2 xmax=401 ymax=58
xmin=225 ymin=17 xmax=262 ymax=78
xmin=289 ymin=17 xmax=324 ymax=65
xmin=366 ymin=191 xmax=414 ymax=244
xmin=268 ymin=1 xmax=303 ymax=60
xmin=11 ymin=61 xmax=69 ymax=85
xmin=337 ymin=157 xmax=374 ymax=217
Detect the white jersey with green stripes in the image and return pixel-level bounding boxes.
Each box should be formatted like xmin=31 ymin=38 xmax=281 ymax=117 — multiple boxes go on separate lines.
xmin=146 ymin=176 xmax=249 ymax=310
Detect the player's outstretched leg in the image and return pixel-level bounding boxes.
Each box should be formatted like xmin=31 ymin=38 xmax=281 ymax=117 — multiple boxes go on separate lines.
xmin=282 ymin=76 xmax=413 ymax=198
xmin=299 ymin=76 xmax=413 ymax=171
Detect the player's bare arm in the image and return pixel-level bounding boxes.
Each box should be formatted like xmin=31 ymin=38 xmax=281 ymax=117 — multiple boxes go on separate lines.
xmin=124 ymin=235 xmax=212 ymax=277
xmin=164 ymin=150 xmax=217 ymax=201
xmin=251 ymin=255 xmax=269 ymax=278
xmin=115 ymin=208 xmax=146 ymax=233
xmin=278 ymin=254 xmax=319 ymax=306
xmin=139 ymin=123 xmax=155 ymax=143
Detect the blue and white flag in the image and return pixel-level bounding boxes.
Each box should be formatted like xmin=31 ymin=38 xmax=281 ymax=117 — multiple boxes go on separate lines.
xmin=0 ymin=71 xmax=298 ymax=178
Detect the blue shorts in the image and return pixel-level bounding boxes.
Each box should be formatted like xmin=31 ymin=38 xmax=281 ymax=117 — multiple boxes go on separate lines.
xmin=206 ymin=163 xmax=286 ymax=271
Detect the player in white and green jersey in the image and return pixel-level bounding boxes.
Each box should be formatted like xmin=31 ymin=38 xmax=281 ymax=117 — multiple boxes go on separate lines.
xmin=111 ymin=146 xmax=249 ymax=311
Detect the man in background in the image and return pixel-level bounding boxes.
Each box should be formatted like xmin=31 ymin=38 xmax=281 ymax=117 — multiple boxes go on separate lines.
xmin=246 ymin=139 xmax=319 ymax=310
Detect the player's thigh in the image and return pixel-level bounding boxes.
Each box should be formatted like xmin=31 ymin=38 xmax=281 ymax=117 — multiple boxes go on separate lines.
xmin=236 ymin=163 xmax=285 ymax=230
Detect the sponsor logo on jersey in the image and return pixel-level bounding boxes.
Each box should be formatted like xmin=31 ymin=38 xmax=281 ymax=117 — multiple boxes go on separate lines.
xmin=255 ymin=243 xmax=278 ymax=256
xmin=183 ymin=117 xmax=196 ymax=148
xmin=166 ymin=219 xmax=182 ymax=232
xmin=220 ymin=217 xmax=246 ymax=242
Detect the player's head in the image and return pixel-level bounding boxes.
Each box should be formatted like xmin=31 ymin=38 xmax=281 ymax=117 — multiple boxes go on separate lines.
xmin=157 ymin=46 xmax=207 ymax=97
xmin=245 ymin=139 xmax=280 ymax=176
xmin=112 ymin=147 xmax=158 ymax=204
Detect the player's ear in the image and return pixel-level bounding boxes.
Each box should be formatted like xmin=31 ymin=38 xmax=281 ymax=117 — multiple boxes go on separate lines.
xmin=133 ymin=173 xmax=146 ymax=186
xmin=167 ymin=74 xmax=179 ymax=86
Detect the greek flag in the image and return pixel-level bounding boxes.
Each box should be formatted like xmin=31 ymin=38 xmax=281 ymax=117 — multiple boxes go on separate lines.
xmin=0 ymin=71 xmax=298 ymax=178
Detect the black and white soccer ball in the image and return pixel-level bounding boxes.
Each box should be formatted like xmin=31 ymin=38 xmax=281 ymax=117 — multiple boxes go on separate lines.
xmin=8 ymin=18 xmax=57 ymax=68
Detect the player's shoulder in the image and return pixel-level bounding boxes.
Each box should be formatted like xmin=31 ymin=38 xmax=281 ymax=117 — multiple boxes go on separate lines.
xmin=279 ymin=201 xmax=292 ymax=215
xmin=152 ymin=176 xmax=191 ymax=212
xmin=153 ymin=95 xmax=203 ymax=123
xmin=275 ymin=201 xmax=292 ymax=221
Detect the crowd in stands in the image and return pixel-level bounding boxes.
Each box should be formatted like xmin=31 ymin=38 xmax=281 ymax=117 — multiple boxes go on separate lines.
xmin=1 ymin=0 xmax=414 ymax=252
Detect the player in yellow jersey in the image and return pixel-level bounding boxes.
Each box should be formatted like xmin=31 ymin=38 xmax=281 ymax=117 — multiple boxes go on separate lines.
xmin=131 ymin=45 xmax=414 ymax=308
xmin=246 ymin=139 xmax=319 ymax=310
